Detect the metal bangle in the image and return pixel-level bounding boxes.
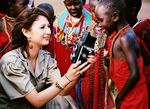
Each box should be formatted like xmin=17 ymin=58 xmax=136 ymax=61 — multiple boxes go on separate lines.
xmin=55 ymin=81 xmax=64 ymax=90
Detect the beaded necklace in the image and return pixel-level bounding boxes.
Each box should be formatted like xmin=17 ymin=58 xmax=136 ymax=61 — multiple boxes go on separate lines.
xmin=108 ymin=25 xmax=130 ymax=77
xmin=0 ymin=14 xmax=14 ymax=53
xmin=87 ymin=22 xmax=108 ymax=109
xmin=64 ymin=13 xmax=87 ymax=48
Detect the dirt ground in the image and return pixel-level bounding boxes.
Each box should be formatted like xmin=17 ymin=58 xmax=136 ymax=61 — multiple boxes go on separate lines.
xmin=35 ymin=0 xmax=150 ymax=20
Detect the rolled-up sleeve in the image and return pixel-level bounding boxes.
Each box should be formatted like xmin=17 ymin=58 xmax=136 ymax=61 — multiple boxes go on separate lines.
xmin=46 ymin=58 xmax=61 ymax=84
xmin=0 ymin=54 xmax=35 ymax=100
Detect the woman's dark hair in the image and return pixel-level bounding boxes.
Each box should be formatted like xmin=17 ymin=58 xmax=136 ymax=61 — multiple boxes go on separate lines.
xmin=12 ymin=7 xmax=51 ymax=54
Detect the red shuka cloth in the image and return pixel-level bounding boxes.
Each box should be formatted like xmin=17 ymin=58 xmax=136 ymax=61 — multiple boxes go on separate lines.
xmin=0 ymin=14 xmax=13 ymax=59
xmin=106 ymin=26 xmax=148 ymax=109
xmin=133 ymin=19 xmax=150 ymax=108
xmin=0 ymin=30 xmax=12 ymax=59
xmin=111 ymin=57 xmax=148 ymax=109
xmin=55 ymin=42 xmax=72 ymax=75
xmin=133 ymin=19 xmax=150 ymax=83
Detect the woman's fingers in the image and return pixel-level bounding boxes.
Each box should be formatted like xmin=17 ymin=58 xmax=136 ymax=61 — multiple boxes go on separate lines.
xmin=79 ymin=63 xmax=91 ymax=73
xmin=71 ymin=61 xmax=81 ymax=69
xmin=77 ymin=61 xmax=89 ymax=70
xmin=67 ymin=56 xmax=95 ymax=80
xmin=77 ymin=63 xmax=91 ymax=78
xmin=87 ymin=55 xmax=96 ymax=64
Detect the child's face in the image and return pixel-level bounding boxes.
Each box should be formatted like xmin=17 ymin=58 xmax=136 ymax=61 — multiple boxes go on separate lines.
xmin=89 ymin=0 xmax=98 ymax=21
xmin=95 ymin=5 xmax=114 ymax=32
xmin=64 ymin=0 xmax=83 ymax=18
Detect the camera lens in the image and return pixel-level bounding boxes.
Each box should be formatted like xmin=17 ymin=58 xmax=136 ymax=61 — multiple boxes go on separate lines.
xmin=82 ymin=53 xmax=87 ymax=59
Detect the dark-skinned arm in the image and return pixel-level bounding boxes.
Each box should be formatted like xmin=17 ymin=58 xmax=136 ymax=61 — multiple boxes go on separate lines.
xmin=115 ymin=32 xmax=140 ymax=109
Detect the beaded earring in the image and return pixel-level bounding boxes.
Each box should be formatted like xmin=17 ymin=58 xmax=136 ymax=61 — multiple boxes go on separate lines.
xmin=28 ymin=37 xmax=33 ymax=49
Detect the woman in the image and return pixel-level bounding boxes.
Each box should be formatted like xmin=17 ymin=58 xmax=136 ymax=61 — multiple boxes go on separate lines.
xmin=0 ymin=8 xmax=95 ymax=109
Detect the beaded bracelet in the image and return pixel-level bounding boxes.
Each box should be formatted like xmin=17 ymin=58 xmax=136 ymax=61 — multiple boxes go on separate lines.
xmin=55 ymin=81 xmax=64 ymax=90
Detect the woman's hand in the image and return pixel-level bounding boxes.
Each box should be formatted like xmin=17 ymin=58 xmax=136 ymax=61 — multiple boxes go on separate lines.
xmin=65 ymin=54 xmax=96 ymax=81
xmin=87 ymin=54 xmax=96 ymax=65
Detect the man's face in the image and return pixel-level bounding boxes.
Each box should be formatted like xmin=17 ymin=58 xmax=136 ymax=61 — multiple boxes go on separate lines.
xmin=64 ymin=0 xmax=83 ymax=18
xmin=95 ymin=5 xmax=114 ymax=32
xmin=8 ymin=0 xmax=28 ymax=18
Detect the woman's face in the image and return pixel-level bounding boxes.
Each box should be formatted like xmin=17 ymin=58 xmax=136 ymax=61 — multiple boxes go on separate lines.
xmin=27 ymin=15 xmax=51 ymax=48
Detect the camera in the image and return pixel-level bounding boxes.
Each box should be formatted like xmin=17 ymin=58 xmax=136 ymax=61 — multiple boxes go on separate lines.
xmin=70 ymin=30 xmax=96 ymax=63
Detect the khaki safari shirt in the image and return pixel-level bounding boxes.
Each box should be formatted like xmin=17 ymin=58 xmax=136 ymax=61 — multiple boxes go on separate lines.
xmin=0 ymin=48 xmax=61 ymax=109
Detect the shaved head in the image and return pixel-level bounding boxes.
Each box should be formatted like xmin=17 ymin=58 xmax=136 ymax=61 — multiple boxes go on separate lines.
xmin=64 ymin=0 xmax=83 ymax=3
xmin=96 ymin=0 xmax=126 ymax=17
xmin=38 ymin=3 xmax=54 ymax=17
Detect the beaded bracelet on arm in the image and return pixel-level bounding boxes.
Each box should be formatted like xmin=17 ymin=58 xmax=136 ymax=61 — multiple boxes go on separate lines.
xmin=55 ymin=81 xmax=64 ymax=90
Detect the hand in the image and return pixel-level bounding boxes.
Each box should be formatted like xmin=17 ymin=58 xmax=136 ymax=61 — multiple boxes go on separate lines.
xmin=104 ymin=55 xmax=110 ymax=67
xmin=87 ymin=55 xmax=96 ymax=65
xmin=103 ymin=49 xmax=110 ymax=67
xmin=66 ymin=61 xmax=91 ymax=81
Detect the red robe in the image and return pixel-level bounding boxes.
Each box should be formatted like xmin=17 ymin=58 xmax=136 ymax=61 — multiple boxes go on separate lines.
xmin=55 ymin=42 xmax=72 ymax=75
xmin=0 ymin=31 xmax=12 ymax=59
xmin=106 ymin=26 xmax=148 ymax=109
xmin=0 ymin=14 xmax=13 ymax=59
xmin=111 ymin=57 xmax=148 ymax=109
xmin=133 ymin=19 xmax=150 ymax=108
xmin=134 ymin=19 xmax=150 ymax=61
